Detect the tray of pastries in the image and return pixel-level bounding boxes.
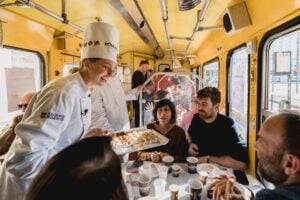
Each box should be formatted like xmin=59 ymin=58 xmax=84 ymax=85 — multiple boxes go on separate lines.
xmin=110 ymin=127 xmax=169 ymax=155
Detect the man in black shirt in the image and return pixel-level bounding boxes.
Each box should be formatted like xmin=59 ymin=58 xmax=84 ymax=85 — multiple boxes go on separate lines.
xmin=188 ymin=87 xmax=248 ymax=170
xmin=131 ymin=60 xmax=149 ymax=127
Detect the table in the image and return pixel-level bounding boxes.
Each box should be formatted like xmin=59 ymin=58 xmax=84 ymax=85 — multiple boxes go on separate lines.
xmin=122 ymin=162 xmax=262 ymax=200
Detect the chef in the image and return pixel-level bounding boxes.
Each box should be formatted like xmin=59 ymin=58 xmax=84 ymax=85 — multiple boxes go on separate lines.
xmin=89 ymin=74 xmax=144 ymax=132
xmin=0 ymin=22 xmax=119 ymax=200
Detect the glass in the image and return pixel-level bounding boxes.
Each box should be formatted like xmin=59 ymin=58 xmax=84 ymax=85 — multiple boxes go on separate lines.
xmin=138 ymin=174 xmax=151 ymax=196
xmin=153 ymin=178 xmax=166 ymax=197
xmin=265 ymin=29 xmax=300 ymax=112
xmin=203 ymin=59 xmax=219 ymax=88
xmin=0 ymin=48 xmax=43 ymax=128
xmin=228 ymin=47 xmax=249 ymax=142
xmin=157 ymin=165 xmax=168 ymax=180
xmin=140 ymin=72 xmax=200 ymax=126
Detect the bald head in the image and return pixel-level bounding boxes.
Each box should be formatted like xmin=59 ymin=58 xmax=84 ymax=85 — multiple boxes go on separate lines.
xmin=266 ymin=111 xmax=300 ymax=157
xmin=20 ymin=92 xmax=35 ymax=112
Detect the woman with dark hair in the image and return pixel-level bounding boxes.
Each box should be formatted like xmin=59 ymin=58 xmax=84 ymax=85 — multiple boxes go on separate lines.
xmin=138 ymin=99 xmax=188 ymax=162
xmin=25 ymin=136 xmax=128 ymax=200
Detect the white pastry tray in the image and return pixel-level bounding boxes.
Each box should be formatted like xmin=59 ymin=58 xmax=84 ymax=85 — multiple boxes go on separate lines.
xmin=110 ymin=127 xmax=169 ymax=155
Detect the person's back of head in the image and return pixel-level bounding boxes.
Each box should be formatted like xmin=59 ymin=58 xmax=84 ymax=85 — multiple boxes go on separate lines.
xmin=163 ymin=68 xmax=172 ymax=72
xmin=25 ymin=136 xmax=127 ymax=200
xmin=18 ymin=92 xmax=35 ymax=112
xmin=197 ymin=86 xmax=221 ymax=105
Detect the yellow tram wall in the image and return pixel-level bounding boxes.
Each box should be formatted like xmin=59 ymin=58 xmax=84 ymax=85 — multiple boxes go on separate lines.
xmin=195 ymin=0 xmax=300 ymax=175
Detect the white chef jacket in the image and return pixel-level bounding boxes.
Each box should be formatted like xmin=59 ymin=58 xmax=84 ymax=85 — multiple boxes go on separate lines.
xmin=89 ymin=75 xmax=132 ymax=132
xmin=0 ymin=72 xmax=91 ymax=200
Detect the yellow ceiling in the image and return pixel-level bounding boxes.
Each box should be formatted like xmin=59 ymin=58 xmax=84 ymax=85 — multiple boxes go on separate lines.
xmin=1 ymin=0 xmax=232 ymax=57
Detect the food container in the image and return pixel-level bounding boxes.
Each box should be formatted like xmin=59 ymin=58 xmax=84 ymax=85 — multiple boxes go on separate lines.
xmin=110 ymin=127 xmax=169 ymax=155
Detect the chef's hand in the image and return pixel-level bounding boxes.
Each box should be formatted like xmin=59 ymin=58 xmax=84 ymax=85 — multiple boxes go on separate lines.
xmin=85 ymin=128 xmax=108 ymax=138
xmin=188 ymin=143 xmax=199 ymax=156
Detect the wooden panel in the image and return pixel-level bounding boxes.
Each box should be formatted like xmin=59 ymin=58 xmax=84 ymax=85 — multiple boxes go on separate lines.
xmin=0 ymin=9 xmax=54 ymax=51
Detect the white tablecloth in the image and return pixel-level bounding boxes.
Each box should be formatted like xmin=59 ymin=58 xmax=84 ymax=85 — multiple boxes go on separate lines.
xmin=123 ymin=162 xmax=245 ymax=200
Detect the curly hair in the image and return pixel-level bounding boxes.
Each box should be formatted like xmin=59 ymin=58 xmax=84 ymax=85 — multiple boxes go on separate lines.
xmin=197 ymin=86 xmax=221 ymax=105
xmin=152 ymin=99 xmax=176 ymax=124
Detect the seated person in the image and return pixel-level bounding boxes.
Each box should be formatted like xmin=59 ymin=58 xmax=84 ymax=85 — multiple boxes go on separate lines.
xmin=138 ymin=99 xmax=188 ymax=162
xmin=25 ymin=136 xmax=128 ymax=200
xmin=188 ymin=87 xmax=248 ymax=170
xmin=0 ymin=92 xmax=35 ymax=156
xmin=208 ymin=111 xmax=300 ymax=200
xmin=180 ymin=95 xmax=198 ymax=133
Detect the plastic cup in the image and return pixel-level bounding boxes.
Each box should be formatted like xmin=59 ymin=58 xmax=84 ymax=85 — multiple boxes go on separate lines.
xmin=138 ymin=174 xmax=151 ymax=196
xmin=157 ymin=165 xmax=168 ymax=180
xmin=187 ymin=156 xmax=198 ymax=174
xmin=153 ymin=178 xmax=166 ymax=197
xmin=198 ymin=170 xmax=209 ymax=185
xmin=188 ymin=178 xmax=203 ymax=200
xmin=162 ymin=155 xmax=174 ymax=167
xmin=169 ymin=184 xmax=179 ymax=200
xmin=171 ymin=164 xmax=181 ymax=177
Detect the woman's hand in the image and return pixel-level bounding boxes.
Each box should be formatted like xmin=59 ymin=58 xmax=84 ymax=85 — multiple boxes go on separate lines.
xmin=145 ymin=102 xmax=154 ymax=111
xmin=150 ymin=151 xmax=160 ymax=162
xmin=188 ymin=143 xmax=199 ymax=156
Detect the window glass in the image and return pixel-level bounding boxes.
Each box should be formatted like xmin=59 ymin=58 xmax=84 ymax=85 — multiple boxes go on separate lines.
xmin=0 ymin=47 xmax=43 ymax=127
xmin=203 ymin=59 xmax=219 ymax=88
xmin=140 ymin=72 xmax=199 ymax=127
xmin=63 ymin=64 xmax=79 ymax=76
xmin=266 ymin=29 xmax=300 ymax=112
xmin=228 ymin=47 xmax=249 ymax=142
xmin=158 ymin=64 xmax=170 ymax=72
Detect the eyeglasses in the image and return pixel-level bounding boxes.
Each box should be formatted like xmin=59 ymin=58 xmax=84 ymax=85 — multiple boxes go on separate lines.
xmin=17 ymin=104 xmax=28 ymax=110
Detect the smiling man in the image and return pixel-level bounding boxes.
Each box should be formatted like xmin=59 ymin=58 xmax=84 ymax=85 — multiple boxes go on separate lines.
xmin=0 ymin=22 xmax=119 ymax=200
xmin=187 ymin=87 xmax=248 ymax=170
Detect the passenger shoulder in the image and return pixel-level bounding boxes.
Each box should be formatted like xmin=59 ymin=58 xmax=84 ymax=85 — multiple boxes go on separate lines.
xmin=217 ymin=113 xmax=235 ymax=124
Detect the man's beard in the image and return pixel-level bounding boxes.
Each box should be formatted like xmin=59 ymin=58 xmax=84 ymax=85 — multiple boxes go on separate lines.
xmin=198 ymin=110 xmax=213 ymax=119
xmin=258 ymin=150 xmax=288 ymax=186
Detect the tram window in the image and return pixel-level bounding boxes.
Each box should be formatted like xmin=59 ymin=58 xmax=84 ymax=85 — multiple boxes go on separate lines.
xmin=203 ymin=59 xmax=219 ymax=88
xmin=158 ymin=64 xmax=170 ymax=72
xmin=0 ymin=47 xmax=43 ymax=128
xmin=264 ymin=28 xmax=300 ymax=113
xmin=228 ymin=47 xmax=249 ymax=142
xmin=62 ymin=64 xmax=79 ymax=76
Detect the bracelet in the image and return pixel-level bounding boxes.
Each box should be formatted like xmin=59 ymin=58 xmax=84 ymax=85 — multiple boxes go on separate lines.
xmin=206 ymin=155 xmax=210 ymax=163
